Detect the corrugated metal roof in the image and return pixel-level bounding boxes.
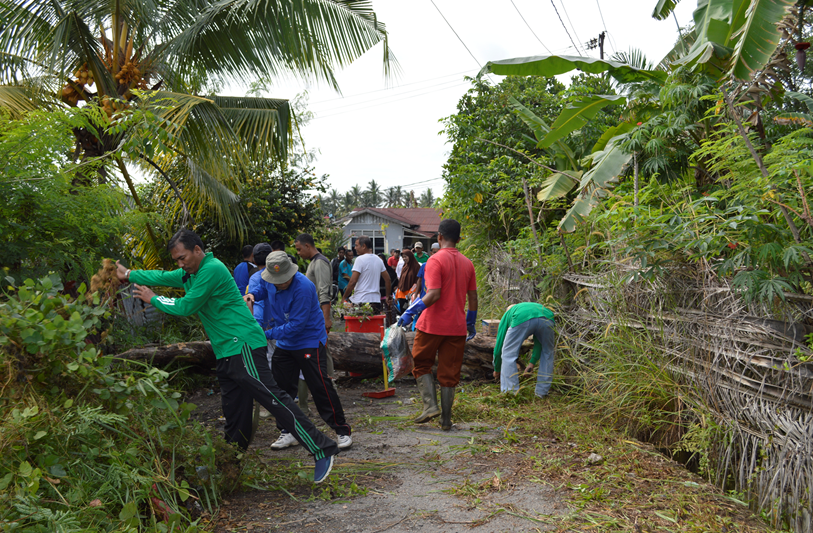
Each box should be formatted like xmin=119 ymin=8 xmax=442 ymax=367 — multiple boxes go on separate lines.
xmin=360 ymin=208 xmax=444 ymax=236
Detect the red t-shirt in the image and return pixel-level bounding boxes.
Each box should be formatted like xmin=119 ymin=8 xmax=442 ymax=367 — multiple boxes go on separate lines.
xmin=387 ymin=256 xmax=398 ymax=268
xmin=417 ymin=248 xmax=476 ymax=336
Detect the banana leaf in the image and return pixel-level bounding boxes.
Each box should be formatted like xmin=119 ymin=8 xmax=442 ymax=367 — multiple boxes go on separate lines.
xmin=540 ymin=95 xmax=626 ymax=148
xmin=480 ymin=55 xmax=667 ymax=84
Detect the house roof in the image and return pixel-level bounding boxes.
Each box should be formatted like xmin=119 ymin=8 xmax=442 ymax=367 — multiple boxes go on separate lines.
xmin=343 ymin=207 xmax=444 ymax=237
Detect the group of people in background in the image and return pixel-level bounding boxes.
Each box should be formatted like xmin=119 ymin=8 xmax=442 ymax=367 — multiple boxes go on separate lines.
xmin=113 ymin=217 xmax=555 ymax=485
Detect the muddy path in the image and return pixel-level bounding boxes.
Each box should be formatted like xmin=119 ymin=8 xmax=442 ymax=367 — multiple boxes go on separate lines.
xmin=186 ymin=377 xmax=772 ymax=533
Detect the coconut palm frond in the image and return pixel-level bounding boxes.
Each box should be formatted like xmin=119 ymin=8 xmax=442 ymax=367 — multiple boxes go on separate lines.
xmin=167 ymin=0 xmax=398 ymax=89
xmin=149 ymin=90 xmax=246 ymax=189
xmin=211 ymin=95 xmax=290 ymax=163
xmin=0 ymin=85 xmax=47 ymax=116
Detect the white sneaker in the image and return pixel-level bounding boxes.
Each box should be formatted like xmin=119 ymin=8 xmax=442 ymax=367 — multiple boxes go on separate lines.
xmin=270 ymin=431 xmax=299 ymax=450
xmin=337 ymin=434 xmax=353 ymax=450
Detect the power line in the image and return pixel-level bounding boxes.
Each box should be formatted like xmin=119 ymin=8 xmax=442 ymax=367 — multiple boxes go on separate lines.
xmin=311 ymin=81 xmax=470 ymax=120
xmin=509 ymin=0 xmax=552 ymax=54
xmin=550 ymin=0 xmax=581 ymax=55
xmin=429 ymin=0 xmax=494 ymax=82
xmin=309 ymin=69 xmax=476 ymax=106
xmin=311 ymin=77 xmax=468 ymax=113
xmin=557 ymin=0 xmax=584 ymax=55
xmin=595 ymin=0 xmax=616 ymax=54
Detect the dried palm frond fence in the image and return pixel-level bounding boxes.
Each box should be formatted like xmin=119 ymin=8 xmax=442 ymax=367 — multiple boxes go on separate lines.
xmin=482 ymin=254 xmax=813 ymax=531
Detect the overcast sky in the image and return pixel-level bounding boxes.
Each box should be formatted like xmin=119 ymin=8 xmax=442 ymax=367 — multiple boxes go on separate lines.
xmin=257 ymin=0 xmax=698 ymax=199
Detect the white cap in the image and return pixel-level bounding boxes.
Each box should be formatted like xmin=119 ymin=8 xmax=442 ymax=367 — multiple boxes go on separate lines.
xmin=431 ymin=243 xmax=440 ymax=250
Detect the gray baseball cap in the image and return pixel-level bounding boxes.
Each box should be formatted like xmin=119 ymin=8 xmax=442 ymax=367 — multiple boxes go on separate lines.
xmin=261 ymin=251 xmax=298 ymax=284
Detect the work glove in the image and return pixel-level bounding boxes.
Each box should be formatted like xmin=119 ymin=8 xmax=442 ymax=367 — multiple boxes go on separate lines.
xmin=397 ymin=298 xmax=426 ymax=327
xmin=466 ymin=310 xmax=477 ymax=340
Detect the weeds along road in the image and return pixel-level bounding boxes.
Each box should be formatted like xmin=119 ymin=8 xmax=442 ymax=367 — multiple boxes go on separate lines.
xmin=186 ymin=378 xmax=772 ymax=533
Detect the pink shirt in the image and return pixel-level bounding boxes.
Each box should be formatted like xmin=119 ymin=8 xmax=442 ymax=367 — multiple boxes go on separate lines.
xmin=417 ymin=248 xmax=476 ymax=337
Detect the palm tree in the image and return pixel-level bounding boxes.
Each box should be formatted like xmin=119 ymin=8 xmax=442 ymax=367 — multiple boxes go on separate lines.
xmin=349 ymin=184 xmax=364 ymax=208
xmin=0 ymin=0 xmax=395 ymax=263
xmin=385 ymin=187 xmax=397 ymax=207
xmin=386 ymin=185 xmax=404 ymax=207
xmin=419 ymin=188 xmax=435 ymax=208
xmin=327 ymin=188 xmax=342 ymax=217
xmin=366 ymin=179 xmax=383 ymax=207
xmin=343 ymin=191 xmax=356 ymax=212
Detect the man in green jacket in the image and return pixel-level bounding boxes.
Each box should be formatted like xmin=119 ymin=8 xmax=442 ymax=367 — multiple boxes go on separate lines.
xmin=492 ymin=302 xmax=555 ymax=398
xmin=115 ymin=229 xmax=338 ymax=484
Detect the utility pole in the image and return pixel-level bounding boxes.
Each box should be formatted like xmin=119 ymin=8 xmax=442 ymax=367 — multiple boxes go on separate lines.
xmin=599 ymin=31 xmax=605 ymax=59
xmin=586 ymin=31 xmax=606 ymax=59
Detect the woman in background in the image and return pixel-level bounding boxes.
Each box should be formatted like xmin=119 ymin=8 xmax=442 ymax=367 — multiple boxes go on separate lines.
xmin=395 ymin=249 xmax=420 ymax=312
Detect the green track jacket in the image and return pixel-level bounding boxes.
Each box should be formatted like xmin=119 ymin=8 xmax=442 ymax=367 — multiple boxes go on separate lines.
xmin=129 ymin=253 xmax=267 ymax=359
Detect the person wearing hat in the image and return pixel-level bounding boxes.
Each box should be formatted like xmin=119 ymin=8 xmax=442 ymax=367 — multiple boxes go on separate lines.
xmin=116 ymin=229 xmax=338 ymax=484
xmin=413 ymin=241 xmax=430 ymax=264
xmin=245 ymin=251 xmax=353 ymax=451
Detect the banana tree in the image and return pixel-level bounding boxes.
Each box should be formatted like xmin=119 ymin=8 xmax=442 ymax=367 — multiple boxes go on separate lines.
xmin=0 ymin=0 xmax=395 ymax=263
xmin=509 ymin=96 xmax=633 ymax=233
xmin=655 ymin=0 xmax=797 ymax=81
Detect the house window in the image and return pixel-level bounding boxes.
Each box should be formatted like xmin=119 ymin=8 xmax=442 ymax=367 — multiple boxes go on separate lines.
xmin=350 ymin=230 xmax=385 ymax=255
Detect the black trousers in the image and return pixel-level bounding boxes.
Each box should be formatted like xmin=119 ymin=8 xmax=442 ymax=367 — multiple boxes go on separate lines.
xmin=272 ymin=344 xmax=351 ymax=437
xmin=217 ymin=344 xmax=339 ymax=459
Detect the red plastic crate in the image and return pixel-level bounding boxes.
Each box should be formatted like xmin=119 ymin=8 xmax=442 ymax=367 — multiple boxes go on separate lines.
xmin=344 ymin=315 xmax=386 ymax=333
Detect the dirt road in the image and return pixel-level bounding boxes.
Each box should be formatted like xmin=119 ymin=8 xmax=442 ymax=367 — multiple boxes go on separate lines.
xmin=187 ymin=377 xmax=771 ymax=533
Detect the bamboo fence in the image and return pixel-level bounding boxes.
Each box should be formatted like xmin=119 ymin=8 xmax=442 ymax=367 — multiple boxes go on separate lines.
xmin=482 ymin=252 xmax=813 ymax=531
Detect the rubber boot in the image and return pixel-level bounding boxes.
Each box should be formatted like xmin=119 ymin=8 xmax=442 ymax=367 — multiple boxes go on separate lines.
xmin=414 ymin=374 xmax=440 ymax=423
xmin=440 ymin=387 xmax=455 ymax=431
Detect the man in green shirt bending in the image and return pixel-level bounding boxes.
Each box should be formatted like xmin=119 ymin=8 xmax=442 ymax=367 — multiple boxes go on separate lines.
xmin=115 ymin=229 xmax=338 ymax=484
xmin=492 ymin=302 xmax=555 ymax=398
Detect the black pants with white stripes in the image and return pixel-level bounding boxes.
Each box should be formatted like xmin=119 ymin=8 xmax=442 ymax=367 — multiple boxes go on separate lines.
xmin=216 ymin=344 xmax=338 ymax=458
xmin=272 ymin=344 xmax=352 ymax=437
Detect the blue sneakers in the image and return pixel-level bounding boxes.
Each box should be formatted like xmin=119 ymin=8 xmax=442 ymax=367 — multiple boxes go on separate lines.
xmin=313 ymin=454 xmax=335 ymax=484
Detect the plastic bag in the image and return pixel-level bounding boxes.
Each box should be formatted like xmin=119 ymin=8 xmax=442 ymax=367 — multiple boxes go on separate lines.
xmin=381 ymin=325 xmax=413 ymax=382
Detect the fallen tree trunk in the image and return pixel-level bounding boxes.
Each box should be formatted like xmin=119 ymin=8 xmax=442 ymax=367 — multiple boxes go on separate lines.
xmin=115 ymin=332 xmax=531 ymax=379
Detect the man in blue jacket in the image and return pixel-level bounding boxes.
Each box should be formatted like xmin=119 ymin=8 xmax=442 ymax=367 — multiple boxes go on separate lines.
xmin=245 ymin=251 xmax=353 ymax=451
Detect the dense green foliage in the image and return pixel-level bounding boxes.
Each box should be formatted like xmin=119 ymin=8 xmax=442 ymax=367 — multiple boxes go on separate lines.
xmin=0 ymin=276 xmax=217 ymax=532
xmin=0 ymin=111 xmax=128 ymax=285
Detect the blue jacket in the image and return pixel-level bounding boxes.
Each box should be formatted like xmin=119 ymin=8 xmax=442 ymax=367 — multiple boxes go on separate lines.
xmin=233 ymin=261 xmax=253 ymax=296
xmin=249 ymin=272 xmax=327 ymax=350
xmin=247 ymin=269 xmax=272 ymax=330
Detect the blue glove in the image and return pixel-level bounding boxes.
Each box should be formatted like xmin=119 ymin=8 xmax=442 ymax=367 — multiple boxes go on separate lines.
xmin=466 ymin=310 xmax=477 ymax=340
xmin=398 ymin=298 xmax=427 ymax=327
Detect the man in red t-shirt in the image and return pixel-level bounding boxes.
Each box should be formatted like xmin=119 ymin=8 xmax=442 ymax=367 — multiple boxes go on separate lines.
xmin=387 ymin=249 xmax=400 ymax=269
xmin=397 ymin=219 xmax=478 ymax=430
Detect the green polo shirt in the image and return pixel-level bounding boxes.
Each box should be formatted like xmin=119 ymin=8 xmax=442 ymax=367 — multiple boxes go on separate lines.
xmin=414 ymin=251 xmax=430 ymax=264
xmin=130 ymin=253 xmax=267 ymax=359
xmin=493 ymin=303 xmax=555 ymax=369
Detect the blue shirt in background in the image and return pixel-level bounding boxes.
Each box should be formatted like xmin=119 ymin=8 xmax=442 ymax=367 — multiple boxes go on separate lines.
xmin=417 ymin=262 xmax=427 ymax=298
xmin=233 ymin=261 xmax=253 ymax=296
xmin=247 ymin=269 xmax=272 ymax=330
xmin=249 ymin=272 xmax=327 ymax=350
xmin=338 ymin=259 xmax=353 ymax=290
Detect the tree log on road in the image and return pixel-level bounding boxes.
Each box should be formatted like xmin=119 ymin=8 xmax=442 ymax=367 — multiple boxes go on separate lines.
xmin=115 ymin=332 xmax=531 ymax=379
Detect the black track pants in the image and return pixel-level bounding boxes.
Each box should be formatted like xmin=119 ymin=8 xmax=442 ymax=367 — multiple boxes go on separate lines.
xmin=272 ymin=344 xmax=352 ymax=437
xmin=217 ymin=344 xmax=339 ymax=458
